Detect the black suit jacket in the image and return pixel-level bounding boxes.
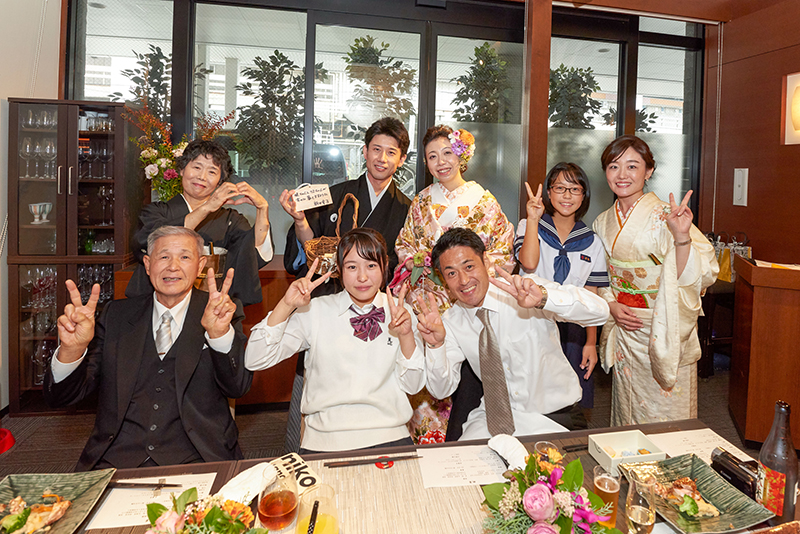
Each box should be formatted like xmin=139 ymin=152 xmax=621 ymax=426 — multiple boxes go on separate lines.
xmin=44 ymin=288 xmax=253 ymax=471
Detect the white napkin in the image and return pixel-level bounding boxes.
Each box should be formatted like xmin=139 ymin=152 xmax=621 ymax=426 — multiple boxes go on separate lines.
xmin=488 ymin=434 xmax=529 ymax=470
xmin=215 ymin=462 xmax=278 ymax=504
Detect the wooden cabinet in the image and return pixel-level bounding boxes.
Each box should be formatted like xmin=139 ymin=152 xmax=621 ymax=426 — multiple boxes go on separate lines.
xmin=730 ymin=254 xmax=800 ymax=447
xmin=7 ymin=98 xmax=142 ymax=415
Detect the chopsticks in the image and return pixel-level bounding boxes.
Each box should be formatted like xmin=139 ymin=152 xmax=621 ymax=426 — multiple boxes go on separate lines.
xmin=562 ymin=443 xmax=588 ymax=453
xmin=323 ymin=454 xmax=419 ymax=468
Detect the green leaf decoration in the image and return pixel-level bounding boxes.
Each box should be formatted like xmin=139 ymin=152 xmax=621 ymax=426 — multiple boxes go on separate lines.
xmin=410 ymin=266 xmax=422 ymax=286
xmin=554 ymin=512 xmax=573 ymax=534
xmin=2 ymin=508 xmax=31 ymax=534
xmin=560 ymin=459 xmax=584 ymax=492
xmin=244 ymin=529 xmax=268 ymax=534
xmin=482 ymin=482 xmax=508 ymax=510
xmin=428 ymin=270 xmax=443 ymax=287
xmin=202 ymin=506 xmax=226 ymax=527
xmin=175 ymin=487 xmax=198 ymax=514
xmin=679 ymin=495 xmax=699 ymax=516
xmin=586 ymin=490 xmax=605 ymax=511
xmin=525 ymin=455 xmax=539 ymax=483
xmin=512 ymin=471 xmax=528 ymax=492
xmin=147 ymin=503 xmax=168 ymax=526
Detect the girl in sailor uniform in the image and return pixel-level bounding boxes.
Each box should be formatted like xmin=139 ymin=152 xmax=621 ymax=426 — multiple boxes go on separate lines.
xmin=514 ymin=162 xmax=609 ymax=410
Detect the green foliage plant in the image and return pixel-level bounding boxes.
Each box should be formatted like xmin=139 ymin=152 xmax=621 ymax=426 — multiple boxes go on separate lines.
xmin=451 ymin=42 xmax=513 ymax=124
xmin=343 ymin=36 xmax=417 ymax=122
xmin=548 ymin=64 xmax=602 ymax=129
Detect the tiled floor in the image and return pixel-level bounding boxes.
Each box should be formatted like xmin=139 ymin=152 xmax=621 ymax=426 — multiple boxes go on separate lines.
xmin=0 ymin=363 xmax=760 ymax=476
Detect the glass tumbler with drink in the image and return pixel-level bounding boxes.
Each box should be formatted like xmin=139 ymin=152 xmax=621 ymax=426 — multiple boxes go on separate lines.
xmin=258 ymin=464 xmax=299 ymax=532
xmin=593 ymin=465 xmax=621 ymax=528
xmin=295 ymin=484 xmax=338 ymax=534
xmin=625 ymin=471 xmax=656 ymax=534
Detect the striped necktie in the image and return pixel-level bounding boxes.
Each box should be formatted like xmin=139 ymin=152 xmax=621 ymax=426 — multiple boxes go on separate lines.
xmin=476 ymin=307 xmax=515 ymax=436
xmin=155 ymin=311 xmax=173 ymax=356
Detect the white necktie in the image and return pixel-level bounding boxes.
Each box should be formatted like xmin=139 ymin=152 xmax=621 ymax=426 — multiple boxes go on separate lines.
xmin=156 ymin=311 xmax=173 ymax=356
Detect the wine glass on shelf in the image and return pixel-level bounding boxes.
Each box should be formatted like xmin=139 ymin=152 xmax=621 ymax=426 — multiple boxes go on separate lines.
xmin=33 ymin=140 xmax=43 ymax=179
xmin=625 ymin=471 xmax=657 ymax=534
xmin=98 ymin=145 xmax=113 ymax=179
xmin=258 ymin=465 xmax=298 ymax=532
xmin=42 ymin=138 xmax=57 ymax=179
xmin=104 ymin=186 xmax=114 ymax=225
xmin=84 ymin=145 xmax=95 ymax=179
xmin=97 ymin=186 xmax=108 ymax=226
xmin=22 ymin=109 xmax=35 ymax=129
xmin=78 ymin=145 xmax=89 ymax=179
xmin=19 ymin=137 xmax=33 ymax=178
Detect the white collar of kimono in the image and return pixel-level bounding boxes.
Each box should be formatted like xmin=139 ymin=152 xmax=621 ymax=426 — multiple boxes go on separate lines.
xmin=430 ymin=181 xmax=485 ymax=235
xmin=365 ymin=174 xmax=391 ymax=211
xmin=180 ymin=193 xmax=195 ymax=213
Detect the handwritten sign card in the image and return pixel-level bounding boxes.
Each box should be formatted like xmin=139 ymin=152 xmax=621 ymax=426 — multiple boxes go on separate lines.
xmin=293 ymin=184 xmax=333 ymax=211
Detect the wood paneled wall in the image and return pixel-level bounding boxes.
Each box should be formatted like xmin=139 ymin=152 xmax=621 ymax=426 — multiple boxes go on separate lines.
xmin=699 ymin=0 xmax=800 ymax=263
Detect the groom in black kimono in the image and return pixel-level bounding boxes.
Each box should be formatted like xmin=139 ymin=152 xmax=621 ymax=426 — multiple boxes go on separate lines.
xmin=279 ymin=117 xmax=413 ymax=451
xmin=280 ymin=116 xmax=412 ymax=295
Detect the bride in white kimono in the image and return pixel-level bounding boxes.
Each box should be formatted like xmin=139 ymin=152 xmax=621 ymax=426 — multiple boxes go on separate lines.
xmin=593 ymin=135 xmax=718 ymax=426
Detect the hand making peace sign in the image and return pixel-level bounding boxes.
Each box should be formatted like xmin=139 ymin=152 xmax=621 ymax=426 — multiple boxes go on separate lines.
xmin=386 ymin=282 xmax=411 ymax=337
xmin=282 ymin=258 xmax=333 ymax=310
xmin=525 ymin=182 xmax=544 ymax=222
xmin=489 ymin=265 xmax=545 ymax=309
xmin=665 ymin=190 xmax=694 ymax=241
xmin=415 ymin=292 xmax=446 ymax=347
xmin=201 ymin=267 xmax=237 ymax=339
xmin=57 ymin=280 xmax=101 ymax=362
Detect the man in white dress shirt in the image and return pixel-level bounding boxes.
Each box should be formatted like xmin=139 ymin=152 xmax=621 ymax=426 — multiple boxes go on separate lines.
xmin=417 ymin=228 xmax=609 ymax=440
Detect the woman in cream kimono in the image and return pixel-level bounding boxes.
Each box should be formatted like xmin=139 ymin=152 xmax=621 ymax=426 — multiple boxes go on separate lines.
xmin=390 ymin=124 xmax=515 ymax=443
xmin=593 ymin=135 xmax=718 ymax=426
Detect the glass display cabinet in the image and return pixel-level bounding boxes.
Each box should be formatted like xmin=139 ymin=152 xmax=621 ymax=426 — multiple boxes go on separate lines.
xmin=7 ymin=98 xmax=142 ymax=414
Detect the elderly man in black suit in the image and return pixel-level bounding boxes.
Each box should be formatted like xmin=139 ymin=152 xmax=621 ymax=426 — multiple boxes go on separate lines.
xmin=44 ymin=225 xmax=252 ymax=471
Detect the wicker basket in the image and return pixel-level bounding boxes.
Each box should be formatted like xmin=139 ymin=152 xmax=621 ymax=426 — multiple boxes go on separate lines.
xmin=303 ymin=192 xmax=359 ymax=277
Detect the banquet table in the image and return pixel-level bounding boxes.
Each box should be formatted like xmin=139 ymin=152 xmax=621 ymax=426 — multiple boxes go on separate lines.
xmin=75 ymin=418 xmax=792 ymax=534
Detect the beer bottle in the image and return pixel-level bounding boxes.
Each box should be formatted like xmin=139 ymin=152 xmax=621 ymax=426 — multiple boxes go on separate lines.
xmin=757 ymin=401 xmax=798 ymax=525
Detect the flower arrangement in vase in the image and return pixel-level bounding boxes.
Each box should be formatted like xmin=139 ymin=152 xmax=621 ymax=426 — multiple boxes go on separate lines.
xmin=123 ymin=106 xmax=235 ymax=202
xmin=482 ymin=444 xmax=624 ymax=534
xmin=145 ymin=487 xmax=263 ymax=534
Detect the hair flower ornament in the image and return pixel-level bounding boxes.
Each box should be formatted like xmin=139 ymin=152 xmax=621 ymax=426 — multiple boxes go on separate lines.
xmin=448 ymin=128 xmax=476 ymax=172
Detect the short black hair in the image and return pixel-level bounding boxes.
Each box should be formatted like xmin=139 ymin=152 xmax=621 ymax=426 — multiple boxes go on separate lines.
xmin=336 ymin=228 xmax=389 ymax=288
xmin=542 ymin=162 xmax=592 ymax=221
xmin=431 ymin=228 xmax=486 ymax=272
xmin=177 ymin=139 xmax=235 ymax=182
xmin=365 ymin=117 xmax=410 ymax=157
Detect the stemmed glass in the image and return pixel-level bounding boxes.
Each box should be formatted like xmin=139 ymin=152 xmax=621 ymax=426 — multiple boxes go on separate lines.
xmin=22 ymin=109 xmax=36 ymax=129
xmin=625 ymin=471 xmax=657 ymax=534
xmin=33 ymin=140 xmax=43 ymax=179
xmin=78 ymin=145 xmax=89 ymax=178
xmin=42 ymin=138 xmax=57 ymax=179
xmin=84 ymin=145 xmax=95 ymax=179
xmin=19 ymin=137 xmax=33 ymax=178
xmin=98 ymin=145 xmax=113 ymax=179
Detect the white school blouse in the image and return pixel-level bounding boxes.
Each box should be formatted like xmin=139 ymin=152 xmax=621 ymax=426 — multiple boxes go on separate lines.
xmin=245 ymin=290 xmax=425 ymax=451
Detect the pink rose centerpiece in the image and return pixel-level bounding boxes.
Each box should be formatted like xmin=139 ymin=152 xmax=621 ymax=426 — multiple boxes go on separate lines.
xmin=482 ymin=445 xmax=621 ymax=534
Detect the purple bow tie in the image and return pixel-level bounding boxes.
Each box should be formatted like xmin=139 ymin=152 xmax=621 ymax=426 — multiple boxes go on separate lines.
xmin=349 ymin=305 xmax=385 ymax=342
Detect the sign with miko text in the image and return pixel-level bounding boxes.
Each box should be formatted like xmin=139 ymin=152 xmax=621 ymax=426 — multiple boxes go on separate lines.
xmin=293 ymin=183 xmax=333 ymax=211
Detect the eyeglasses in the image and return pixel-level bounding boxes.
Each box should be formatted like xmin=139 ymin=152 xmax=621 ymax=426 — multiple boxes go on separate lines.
xmin=549 ymin=185 xmax=585 ymax=196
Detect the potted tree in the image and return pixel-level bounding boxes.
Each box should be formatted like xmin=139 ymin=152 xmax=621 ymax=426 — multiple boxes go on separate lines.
xmin=548 ymin=63 xmax=602 ymax=129
xmin=451 ymin=42 xmax=513 ymax=124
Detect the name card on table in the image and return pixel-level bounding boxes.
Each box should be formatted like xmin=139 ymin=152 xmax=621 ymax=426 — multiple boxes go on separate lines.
xmin=273 ymin=452 xmax=320 ymax=495
xmin=293 ymin=184 xmax=333 ymax=211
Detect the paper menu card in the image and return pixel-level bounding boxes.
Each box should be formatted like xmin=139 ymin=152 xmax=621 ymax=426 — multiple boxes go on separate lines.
xmin=417 ymin=445 xmax=507 ymax=488
xmin=85 ymin=472 xmax=216 ymax=530
xmin=646 ymin=428 xmax=753 ymax=464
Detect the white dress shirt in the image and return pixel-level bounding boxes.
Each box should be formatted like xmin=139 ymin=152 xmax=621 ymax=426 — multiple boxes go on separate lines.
xmin=245 ymin=290 xmax=425 ymax=452
xmin=181 ymin=194 xmax=273 ymax=262
xmin=426 ymin=276 xmax=610 ymax=440
xmin=51 ymin=291 xmax=235 ymax=382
